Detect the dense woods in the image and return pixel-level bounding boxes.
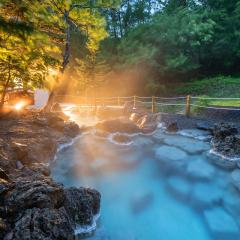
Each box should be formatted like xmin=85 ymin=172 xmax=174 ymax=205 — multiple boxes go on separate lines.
xmin=0 ymin=0 xmax=240 ymax=101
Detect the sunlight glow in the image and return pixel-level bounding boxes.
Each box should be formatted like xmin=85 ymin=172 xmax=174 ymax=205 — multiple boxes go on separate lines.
xmin=14 ymin=101 xmax=26 ymax=111
xmin=48 ymin=68 xmax=58 ymax=76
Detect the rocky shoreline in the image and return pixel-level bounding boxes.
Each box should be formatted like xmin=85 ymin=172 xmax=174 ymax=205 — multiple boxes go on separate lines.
xmin=0 ymin=110 xmax=100 ymax=240
xmin=1 ymin=107 xmax=239 ymax=240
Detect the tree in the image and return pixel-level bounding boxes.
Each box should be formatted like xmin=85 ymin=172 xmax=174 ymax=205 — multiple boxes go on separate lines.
xmin=42 ymin=0 xmax=119 ymax=110
xmin=0 ymin=0 xmax=60 ymax=106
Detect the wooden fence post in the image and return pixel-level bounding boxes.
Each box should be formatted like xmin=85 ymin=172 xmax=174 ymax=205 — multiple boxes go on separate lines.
xmin=133 ymin=95 xmax=136 ymax=109
xmin=152 ymin=96 xmax=156 ymax=113
xmin=185 ymin=95 xmax=191 ymax=117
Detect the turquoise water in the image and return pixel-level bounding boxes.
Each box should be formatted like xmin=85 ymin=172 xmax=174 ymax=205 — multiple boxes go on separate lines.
xmin=51 ymin=126 xmax=240 ymax=240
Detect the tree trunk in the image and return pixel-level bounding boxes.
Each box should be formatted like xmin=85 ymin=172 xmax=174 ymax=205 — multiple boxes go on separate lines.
xmin=43 ymin=10 xmax=71 ymax=112
xmin=0 ymin=58 xmax=11 ymax=107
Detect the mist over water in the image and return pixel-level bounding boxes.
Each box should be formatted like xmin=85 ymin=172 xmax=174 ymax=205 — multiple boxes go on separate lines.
xmin=51 ymin=107 xmax=240 ymax=240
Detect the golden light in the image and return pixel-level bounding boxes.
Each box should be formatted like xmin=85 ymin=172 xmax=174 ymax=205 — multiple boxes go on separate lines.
xmin=14 ymin=102 xmax=25 ymax=111
xmin=48 ymin=68 xmax=58 ymax=76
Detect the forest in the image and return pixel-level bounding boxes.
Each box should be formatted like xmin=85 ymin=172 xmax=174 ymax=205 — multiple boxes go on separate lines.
xmin=1 ymin=0 xmax=240 ymax=102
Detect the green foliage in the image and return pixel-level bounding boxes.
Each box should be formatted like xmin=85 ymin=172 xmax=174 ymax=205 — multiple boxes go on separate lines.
xmin=176 ymin=76 xmax=240 ymax=98
xmin=0 ymin=0 xmax=117 ymax=103
xmin=98 ymin=0 xmax=240 ymax=96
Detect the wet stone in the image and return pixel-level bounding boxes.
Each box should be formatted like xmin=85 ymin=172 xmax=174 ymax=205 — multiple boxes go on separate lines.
xmin=112 ymin=134 xmax=132 ymax=144
xmin=155 ymin=145 xmax=187 ymax=162
xmin=155 ymin=146 xmax=187 ymax=170
xmin=191 ymin=183 xmax=222 ymax=209
xmin=231 ymin=169 xmax=240 ymax=191
xmin=178 ymin=129 xmax=211 ymax=140
xmin=223 ymin=190 xmax=240 ymax=217
xmin=207 ymin=152 xmax=238 ymax=169
xmin=204 ymin=207 xmax=240 ymax=240
xmin=166 ymin=176 xmax=191 ymax=201
xmin=186 ymin=158 xmax=215 ymax=181
xmin=163 ymin=135 xmax=209 ymax=154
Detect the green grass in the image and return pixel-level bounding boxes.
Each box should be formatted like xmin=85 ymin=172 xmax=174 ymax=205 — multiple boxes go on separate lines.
xmin=175 ymin=76 xmax=240 ymax=98
xmin=208 ymin=100 xmax=240 ymax=107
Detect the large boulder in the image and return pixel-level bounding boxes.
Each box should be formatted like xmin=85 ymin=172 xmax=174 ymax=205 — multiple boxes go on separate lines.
xmin=112 ymin=133 xmax=132 ymax=144
xmin=166 ymin=121 xmax=179 ymax=132
xmin=63 ymin=187 xmax=101 ymax=226
xmin=10 ymin=138 xmax=57 ymax=165
xmin=96 ymin=118 xmax=141 ymax=134
xmin=211 ymin=123 xmax=240 ymax=158
xmin=4 ymin=179 xmax=64 ymax=214
xmin=11 ymin=207 xmax=74 ymax=240
xmin=2 ymin=176 xmax=101 ymax=239
xmin=136 ymin=114 xmax=159 ymax=133
xmin=64 ymin=121 xmax=80 ymax=137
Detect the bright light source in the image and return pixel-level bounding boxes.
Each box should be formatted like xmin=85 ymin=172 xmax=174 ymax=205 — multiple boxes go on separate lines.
xmin=48 ymin=68 xmax=58 ymax=76
xmin=14 ymin=102 xmax=25 ymax=111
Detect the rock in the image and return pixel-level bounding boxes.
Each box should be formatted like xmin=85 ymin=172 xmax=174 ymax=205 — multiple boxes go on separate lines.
xmin=136 ymin=114 xmax=159 ymax=133
xmin=11 ymin=138 xmax=57 ymax=165
xmin=112 ymin=133 xmax=132 ymax=144
xmin=196 ymin=121 xmax=213 ymax=132
xmin=46 ymin=113 xmax=65 ymax=131
xmin=51 ymin=103 xmax=62 ymax=112
xmin=129 ymin=113 xmax=143 ymax=123
xmin=4 ymin=179 xmax=64 ymax=214
xmin=0 ymin=111 xmax=101 ymax=239
xmin=186 ymin=159 xmax=215 ymax=180
xmin=152 ymin=130 xmax=165 ymax=142
xmin=166 ymin=121 xmax=178 ymax=132
xmin=211 ymin=123 xmax=240 ymax=159
xmin=96 ymin=118 xmax=141 ymax=134
xmin=155 ymin=146 xmax=187 ymax=170
xmin=133 ymin=136 xmax=154 ymax=147
xmin=0 ymin=218 xmax=8 ymax=240
xmin=30 ymin=163 xmax=51 ymax=176
xmin=11 ymin=207 xmax=74 ymax=240
xmin=166 ymin=176 xmax=191 ymax=200
xmin=64 ymin=121 xmax=80 ymax=137
xmin=94 ymin=130 xmax=109 ymax=138
xmin=191 ymin=183 xmax=222 ymax=208
xmin=204 ymin=207 xmax=240 ymax=240
xmin=163 ymin=135 xmax=209 ymax=154
xmin=16 ymin=161 xmax=24 ymax=170
xmin=0 ymin=179 xmax=9 ymax=195
xmin=207 ymin=152 xmax=237 ymax=169
xmin=63 ymin=187 xmax=101 ymax=226
xmin=178 ymin=129 xmax=211 ymax=140
xmin=213 ymin=123 xmax=238 ymax=139
xmin=0 ymin=167 xmax=9 ymax=181
xmin=223 ymin=190 xmax=240 ymax=217
xmin=155 ymin=146 xmax=187 ymax=162
xmin=231 ymin=169 xmax=240 ymax=191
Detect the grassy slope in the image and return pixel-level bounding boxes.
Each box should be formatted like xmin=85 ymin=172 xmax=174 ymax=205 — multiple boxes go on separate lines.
xmin=174 ymin=76 xmax=240 ymax=107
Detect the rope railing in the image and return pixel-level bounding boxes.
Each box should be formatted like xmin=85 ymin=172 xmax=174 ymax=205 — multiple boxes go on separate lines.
xmin=55 ymin=94 xmax=240 ymax=116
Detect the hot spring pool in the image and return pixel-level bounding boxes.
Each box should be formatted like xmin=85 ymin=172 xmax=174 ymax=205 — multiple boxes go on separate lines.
xmin=51 ymin=124 xmax=240 ymax=240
